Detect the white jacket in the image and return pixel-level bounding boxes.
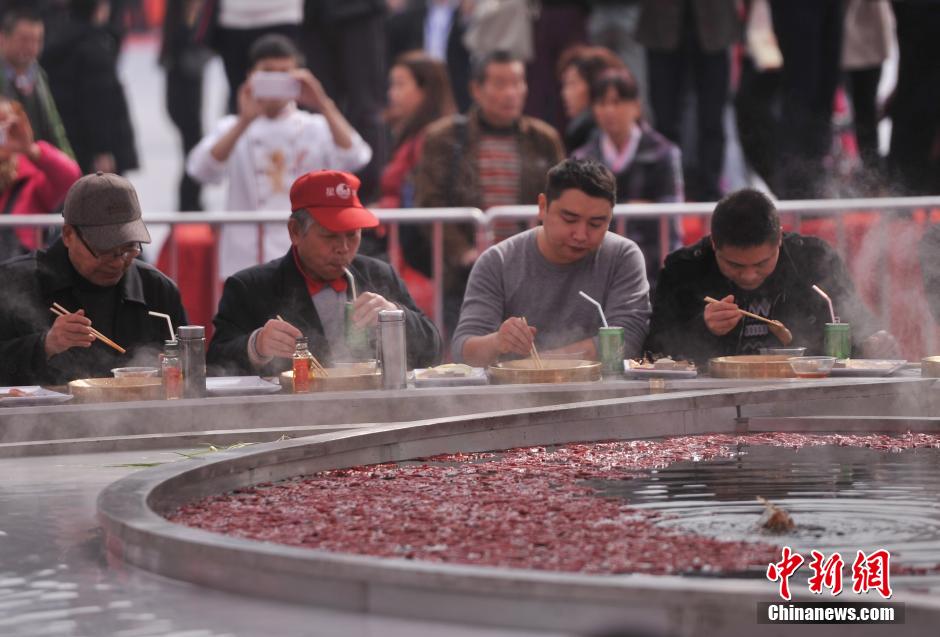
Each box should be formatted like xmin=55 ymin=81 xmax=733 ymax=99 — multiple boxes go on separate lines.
xmin=187 ymin=104 xmax=372 ymax=278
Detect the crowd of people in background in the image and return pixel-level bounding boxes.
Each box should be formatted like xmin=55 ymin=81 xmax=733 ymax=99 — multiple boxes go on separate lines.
xmin=0 ymin=0 xmax=938 ymax=350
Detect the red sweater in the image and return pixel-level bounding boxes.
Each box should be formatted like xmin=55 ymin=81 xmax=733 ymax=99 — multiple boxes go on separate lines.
xmin=3 ymin=141 xmax=81 ymax=250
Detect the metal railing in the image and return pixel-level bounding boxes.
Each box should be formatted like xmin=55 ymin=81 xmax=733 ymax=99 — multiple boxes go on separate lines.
xmin=3 ymin=197 xmax=939 ymax=355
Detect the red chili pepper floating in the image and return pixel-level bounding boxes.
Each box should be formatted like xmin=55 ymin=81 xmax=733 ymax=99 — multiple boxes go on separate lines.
xmin=169 ymin=432 xmax=940 ymax=576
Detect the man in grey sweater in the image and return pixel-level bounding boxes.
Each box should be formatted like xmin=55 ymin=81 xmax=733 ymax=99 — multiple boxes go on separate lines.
xmin=452 ymin=159 xmax=651 ymax=366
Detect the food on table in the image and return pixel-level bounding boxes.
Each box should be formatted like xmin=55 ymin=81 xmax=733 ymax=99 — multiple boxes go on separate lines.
xmin=0 ymin=388 xmax=32 ymax=398
xmin=630 ymin=357 xmax=695 ymax=371
xmin=837 ymin=359 xmax=904 ymax=370
xmin=421 ymin=364 xmax=474 ymax=378
xmin=767 ymin=320 xmax=793 ymax=346
xmin=757 ymin=496 xmax=796 ymax=533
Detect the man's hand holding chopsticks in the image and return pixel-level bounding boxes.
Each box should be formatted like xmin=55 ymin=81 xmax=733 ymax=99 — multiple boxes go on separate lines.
xmin=704 ymin=294 xmax=742 ymax=336
xmin=497 ymin=317 xmax=537 ymax=357
xmin=44 ymin=309 xmax=95 ymax=357
xmin=255 ymin=317 xmax=302 ymax=359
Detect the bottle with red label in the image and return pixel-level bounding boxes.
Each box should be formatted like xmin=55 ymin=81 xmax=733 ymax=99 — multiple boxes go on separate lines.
xmin=162 ymin=339 xmax=183 ymax=400
xmin=292 ymin=336 xmax=313 ymax=393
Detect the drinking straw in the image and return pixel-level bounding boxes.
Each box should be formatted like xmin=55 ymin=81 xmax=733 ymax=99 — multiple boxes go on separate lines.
xmin=343 ymin=267 xmax=358 ymax=298
xmin=148 ymin=311 xmax=176 ymax=341
xmin=578 ymin=290 xmax=608 ymax=328
xmin=811 ymin=285 xmax=836 ymax=323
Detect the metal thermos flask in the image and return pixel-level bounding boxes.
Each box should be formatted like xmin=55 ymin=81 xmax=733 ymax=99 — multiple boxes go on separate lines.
xmin=378 ymin=309 xmax=407 ymax=390
xmin=178 ymin=325 xmax=206 ymax=398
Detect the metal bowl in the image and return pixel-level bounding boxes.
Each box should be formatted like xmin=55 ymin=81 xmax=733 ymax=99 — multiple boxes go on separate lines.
xmin=487 ymin=359 xmax=602 ymax=384
xmin=922 ymin=356 xmax=940 ymax=378
xmin=69 ymin=377 xmax=164 ymax=403
xmin=708 ymin=355 xmax=796 ymax=379
xmin=279 ymin=360 xmax=382 ymax=392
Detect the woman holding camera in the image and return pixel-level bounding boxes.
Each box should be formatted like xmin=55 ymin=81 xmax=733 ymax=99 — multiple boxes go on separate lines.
xmin=0 ymin=97 xmax=81 ymax=262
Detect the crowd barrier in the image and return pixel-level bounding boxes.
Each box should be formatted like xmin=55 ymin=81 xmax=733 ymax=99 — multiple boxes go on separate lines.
xmin=2 ymin=196 xmax=939 ymax=358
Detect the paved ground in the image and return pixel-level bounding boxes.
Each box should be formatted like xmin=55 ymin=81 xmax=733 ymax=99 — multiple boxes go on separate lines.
xmin=0 ymin=448 xmax=567 ymax=637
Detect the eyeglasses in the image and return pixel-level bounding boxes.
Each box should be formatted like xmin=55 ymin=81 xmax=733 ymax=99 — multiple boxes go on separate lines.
xmin=75 ymin=228 xmax=141 ymax=261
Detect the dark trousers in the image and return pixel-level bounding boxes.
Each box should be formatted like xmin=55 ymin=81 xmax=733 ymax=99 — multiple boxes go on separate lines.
xmin=214 ymin=24 xmax=301 ymax=114
xmin=887 ymin=2 xmax=940 ymax=196
xmin=524 ymin=4 xmax=588 ymax=132
xmin=734 ymin=58 xmax=781 ymax=188
xmin=166 ymin=60 xmax=205 ymax=211
xmin=646 ymin=40 xmax=729 ymax=202
xmin=303 ymin=14 xmax=387 ymax=202
xmin=769 ymin=0 xmax=844 ymax=199
xmin=845 ymin=67 xmax=881 ymax=171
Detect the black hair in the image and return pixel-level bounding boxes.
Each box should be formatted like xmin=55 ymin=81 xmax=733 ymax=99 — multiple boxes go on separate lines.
xmin=1 ymin=8 xmax=42 ymax=34
xmin=545 ymin=159 xmax=616 ymax=206
xmin=70 ymin=0 xmax=107 ymax=21
xmin=710 ymin=188 xmax=781 ymax=248
xmin=590 ymin=68 xmax=639 ymax=104
xmin=471 ymin=50 xmax=521 ymax=84
xmin=248 ymin=33 xmax=304 ymax=68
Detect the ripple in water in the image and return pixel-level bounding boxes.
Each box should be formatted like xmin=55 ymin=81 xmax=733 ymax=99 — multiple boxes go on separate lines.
xmin=589 ymin=444 xmax=940 ymax=581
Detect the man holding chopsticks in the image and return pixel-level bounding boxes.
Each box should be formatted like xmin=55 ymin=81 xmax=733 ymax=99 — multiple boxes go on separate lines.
xmin=207 ymin=170 xmax=441 ymax=375
xmin=645 ymin=188 xmax=898 ymax=364
xmin=452 ymin=159 xmax=652 ymax=367
xmin=0 ymin=172 xmax=188 ymax=385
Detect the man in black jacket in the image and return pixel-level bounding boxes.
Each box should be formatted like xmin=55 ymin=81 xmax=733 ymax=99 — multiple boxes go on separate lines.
xmin=646 ymin=189 xmax=897 ymax=364
xmin=0 ymin=172 xmax=187 ymax=385
xmin=208 ymin=169 xmax=441 ymax=376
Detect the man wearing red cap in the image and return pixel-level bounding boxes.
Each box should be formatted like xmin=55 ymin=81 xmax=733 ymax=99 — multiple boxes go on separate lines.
xmin=207 ymin=170 xmax=441 ymax=374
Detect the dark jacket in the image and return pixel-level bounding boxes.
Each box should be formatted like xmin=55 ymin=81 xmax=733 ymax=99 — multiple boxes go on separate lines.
xmin=208 ymin=251 xmax=442 ymax=375
xmin=305 ymin=0 xmax=386 ymax=24
xmin=0 ymin=63 xmax=74 ymax=159
xmin=573 ymin=122 xmax=683 ymax=285
xmin=385 ymin=0 xmax=472 ymax=111
xmin=573 ymin=122 xmax=683 ymax=204
xmin=564 ymin=109 xmax=596 ymax=155
xmin=41 ymin=21 xmax=139 ymax=174
xmin=645 ymin=233 xmax=880 ymax=364
xmin=636 ymin=0 xmax=741 ymax=53
xmin=0 ymin=239 xmax=188 ymax=385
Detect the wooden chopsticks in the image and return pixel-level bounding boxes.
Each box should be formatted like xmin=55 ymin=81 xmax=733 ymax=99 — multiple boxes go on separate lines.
xmin=277 ymin=314 xmax=329 ymax=377
xmin=522 ymin=317 xmax=543 ymax=369
xmin=49 ymin=302 xmax=126 ymax=354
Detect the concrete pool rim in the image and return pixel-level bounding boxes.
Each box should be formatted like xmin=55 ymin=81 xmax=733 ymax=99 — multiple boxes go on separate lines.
xmin=97 ymin=378 xmax=940 ymax=634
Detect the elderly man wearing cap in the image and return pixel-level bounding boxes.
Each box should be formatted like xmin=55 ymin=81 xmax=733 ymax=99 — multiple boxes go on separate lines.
xmin=208 ymin=170 xmax=441 ymax=375
xmin=0 ymin=172 xmax=188 ymax=385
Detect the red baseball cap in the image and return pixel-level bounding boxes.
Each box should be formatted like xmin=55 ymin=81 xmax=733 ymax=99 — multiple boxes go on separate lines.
xmin=289 ymin=170 xmax=379 ymax=232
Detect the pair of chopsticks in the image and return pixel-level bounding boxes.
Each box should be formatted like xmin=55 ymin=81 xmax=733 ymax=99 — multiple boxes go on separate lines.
xmin=276 ymin=314 xmax=329 ymax=377
xmin=703 ymin=296 xmax=783 ymax=327
xmin=49 ymin=302 xmax=126 ymax=354
xmin=522 ymin=317 xmax=543 ymax=369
